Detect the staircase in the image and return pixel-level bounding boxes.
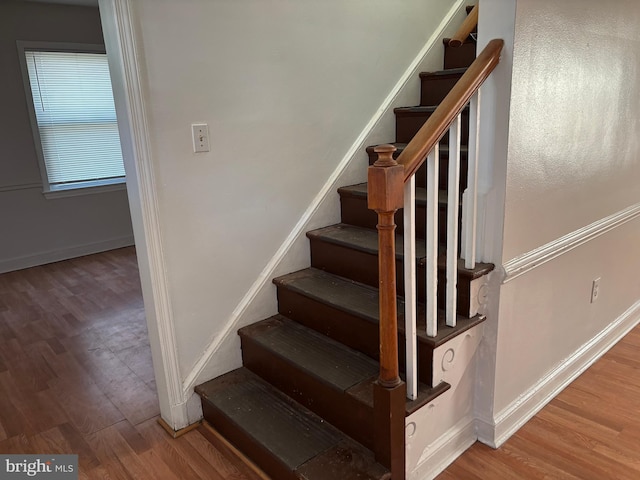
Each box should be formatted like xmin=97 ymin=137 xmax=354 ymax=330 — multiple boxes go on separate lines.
xmin=196 ymin=8 xmax=494 ymax=480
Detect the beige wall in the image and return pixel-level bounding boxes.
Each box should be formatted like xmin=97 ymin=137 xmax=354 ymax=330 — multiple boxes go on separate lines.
xmin=477 ymin=0 xmax=640 ymax=441
xmin=0 ymin=0 xmax=134 ymax=272
xmin=124 ymin=0 xmax=464 ymax=388
xmin=503 ymin=0 xmax=640 ymax=259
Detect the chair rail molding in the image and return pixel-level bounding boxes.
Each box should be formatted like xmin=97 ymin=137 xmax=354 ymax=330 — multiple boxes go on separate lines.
xmin=502 ymin=202 xmax=640 ymax=283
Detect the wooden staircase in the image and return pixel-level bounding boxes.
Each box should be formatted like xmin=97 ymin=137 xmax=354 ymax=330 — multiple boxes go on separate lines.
xmin=196 ymin=8 xmax=494 ymax=480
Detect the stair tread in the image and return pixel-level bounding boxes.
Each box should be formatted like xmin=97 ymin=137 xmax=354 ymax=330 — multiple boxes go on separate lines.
xmin=394 ymin=105 xmax=437 ymax=114
xmin=395 ymin=104 xmax=470 ymax=114
xmin=241 ymin=315 xmax=453 ymax=414
xmin=197 ymin=368 xmax=340 ymax=469
xmin=275 ymin=268 xmax=382 ymax=325
xmin=419 ymin=67 xmax=468 ymax=79
xmin=442 ymin=37 xmax=476 ymax=45
xmin=307 ymin=223 xmax=494 ymax=280
xmin=274 ymin=267 xmax=486 ymax=347
xmin=239 ymin=315 xmax=379 ymax=392
xmin=338 ymin=182 xmax=447 ymax=206
xmin=196 ymin=368 xmax=389 ymax=479
xmin=364 ymin=142 xmax=469 ymax=159
xmin=347 ymin=376 xmax=451 ymax=416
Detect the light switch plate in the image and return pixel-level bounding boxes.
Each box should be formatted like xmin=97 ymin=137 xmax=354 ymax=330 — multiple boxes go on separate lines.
xmin=192 ymin=124 xmax=210 ymax=152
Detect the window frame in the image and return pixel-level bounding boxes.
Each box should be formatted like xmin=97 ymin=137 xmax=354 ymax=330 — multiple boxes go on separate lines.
xmin=17 ymin=41 xmax=126 ymax=199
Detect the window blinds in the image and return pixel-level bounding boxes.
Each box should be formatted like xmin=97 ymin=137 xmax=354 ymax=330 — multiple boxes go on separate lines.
xmin=25 ymin=50 xmax=125 ymax=186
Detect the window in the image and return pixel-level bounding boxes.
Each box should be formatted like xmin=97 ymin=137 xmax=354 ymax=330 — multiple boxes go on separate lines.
xmin=18 ymin=42 xmax=125 ymax=197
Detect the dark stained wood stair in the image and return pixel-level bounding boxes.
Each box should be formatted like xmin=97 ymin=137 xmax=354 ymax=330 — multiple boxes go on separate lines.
xmin=196 ymin=7 xmax=488 ymax=479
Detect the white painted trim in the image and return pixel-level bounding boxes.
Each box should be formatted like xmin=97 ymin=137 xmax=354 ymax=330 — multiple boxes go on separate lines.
xmin=0 ymin=235 xmax=134 ymax=274
xmin=503 ymin=202 xmax=640 ymax=283
xmin=181 ymin=0 xmax=470 ymax=396
xmin=477 ymin=298 xmax=640 ymax=448
xmin=43 ymin=178 xmax=126 ymax=199
xmin=409 ymin=417 xmax=477 ymax=480
xmin=100 ymin=0 xmax=187 ymax=428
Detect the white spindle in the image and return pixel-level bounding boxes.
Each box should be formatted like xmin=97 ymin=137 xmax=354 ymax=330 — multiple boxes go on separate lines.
xmin=464 ymin=91 xmax=481 ymax=269
xmin=425 ymin=146 xmax=439 ymax=337
xmin=404 ymin=177 xmax=417 ymax=400
xmin=446 ymin=115 xmax=462 ymax=327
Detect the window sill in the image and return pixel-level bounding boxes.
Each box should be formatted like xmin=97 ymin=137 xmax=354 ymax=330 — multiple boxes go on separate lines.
xmin=43 ymin=178 xmax=127 ymax=199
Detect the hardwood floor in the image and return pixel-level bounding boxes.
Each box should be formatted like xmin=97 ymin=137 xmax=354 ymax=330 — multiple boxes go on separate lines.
xmin=438 ymin=324 xmax=640 ymax=480
xmin=3 ymin=248 xmax=639 ymax=479
xmin=0 ymin=248 xmax=254 ymax=479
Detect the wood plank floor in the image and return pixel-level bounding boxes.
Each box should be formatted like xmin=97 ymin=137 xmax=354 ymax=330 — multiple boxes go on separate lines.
xmin=0 ymin=248 xmax=255 ymax=479
xmin=438 ymin=324 xmax=640 ymax=480
xmin=2 ymin=248 xmax=640 ymax=479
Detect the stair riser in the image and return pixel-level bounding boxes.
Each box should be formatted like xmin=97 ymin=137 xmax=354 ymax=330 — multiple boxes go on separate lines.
xmin=396 ymin=110 xmax=469 ymax=144
xmin=367 ymin=150 xmax=469 ymax=191
xmin=276 ymin=287 xmax=434 ymax=384
xmin=241 ymin=335 xmax=375 ymax=449
xmin=339 ymin=196 xmax=447 ymax=243
xmin=444 ymin=42 xmax=476 ymax=69
xmin=309 ymin=240 xmax=474 ymax=317
xmin=420 ymin=73 xmax=465 ymax=106
xmin=200 ymin=399 xmax=297 ymax=480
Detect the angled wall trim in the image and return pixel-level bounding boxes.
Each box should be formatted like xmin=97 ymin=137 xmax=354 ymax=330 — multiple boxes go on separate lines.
xmin=182 ymin=0 xmax=471 ymax=396
xmin=99 ymin=0 xmax=187 ymax=428
xmin=502 ymin=202 xmax=640 ymax=283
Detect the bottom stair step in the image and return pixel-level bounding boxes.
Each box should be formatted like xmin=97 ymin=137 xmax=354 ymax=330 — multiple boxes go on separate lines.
xmin=196 ymin=367 xmax=390 ymax=480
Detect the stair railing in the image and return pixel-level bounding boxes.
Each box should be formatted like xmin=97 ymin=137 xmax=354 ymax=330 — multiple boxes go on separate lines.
xmin=367 ymin=38 xmax=503 ymax=478
xmin=449 ymin=4 xmax=478 ymax=47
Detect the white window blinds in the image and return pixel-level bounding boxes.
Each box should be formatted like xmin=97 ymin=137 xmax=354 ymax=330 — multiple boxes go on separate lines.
xmin=25 ymin=50 xmax=125 ymax=187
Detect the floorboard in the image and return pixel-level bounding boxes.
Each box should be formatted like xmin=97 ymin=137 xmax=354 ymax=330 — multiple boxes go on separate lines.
xmin=2 ymin=248 xmax=639 ymax=479
xmin=438 ymin=324 xmax=640 ymax=479
xmin=0 ymin=248 xmax=254 ymax=479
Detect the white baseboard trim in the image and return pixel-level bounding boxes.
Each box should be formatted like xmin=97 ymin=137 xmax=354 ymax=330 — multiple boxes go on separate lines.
xmin=503 ymin=202 xmax=640 ymax=283
xmin=409 ymin=417 xmax=477 ymax=480
xmin=0 ymin=235 xmax=135 ymax=274
xmin=477 ymin=298 xmax=640 ymax=448
xmin=181 ymin=0 xmax=470 ymax=396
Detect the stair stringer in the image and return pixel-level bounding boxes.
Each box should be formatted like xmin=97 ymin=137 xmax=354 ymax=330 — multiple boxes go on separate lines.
xmin=405 ymin=322 xmax=484 ymax=480
xmin=181 ymin=0 xmax=475 ymax=402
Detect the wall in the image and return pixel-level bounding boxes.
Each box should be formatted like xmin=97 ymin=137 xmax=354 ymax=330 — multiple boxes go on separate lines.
xmin=476 ymin=0 xmax=640 ymax=446
xmin=121 ymin=0 xmax=467 ymax=411
xmin=0 ymin=0 xmax=134 ymax=273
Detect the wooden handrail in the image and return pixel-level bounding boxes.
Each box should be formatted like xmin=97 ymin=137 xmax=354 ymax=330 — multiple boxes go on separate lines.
xmin=366 ymin=38 xmax=503 ymax=479
xmin=398 ymin=38 xmax=503 ymax=182
xmin=448 ymin=4 xmax=478 ymax=47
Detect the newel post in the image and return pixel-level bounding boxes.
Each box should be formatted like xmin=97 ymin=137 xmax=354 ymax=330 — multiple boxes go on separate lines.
xmin=368 ymin=145 xmax=406 ymax=480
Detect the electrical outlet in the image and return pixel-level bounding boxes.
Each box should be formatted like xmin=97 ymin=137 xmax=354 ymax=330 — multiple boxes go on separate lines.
xmin=191 ymin=124 xmax=210 ymax=152
xmin=590 ymin=277 xmax=601 ymax=303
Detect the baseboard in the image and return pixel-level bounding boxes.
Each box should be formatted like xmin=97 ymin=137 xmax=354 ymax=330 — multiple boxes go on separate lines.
xmin=181 ymin=0 xmax=471 ymax=396
xmin=409 ymin=417 xmax=477 ymax=480
xmin=0 ymin=235 xmax=135 ymax=274
xmin=477 ymin=298 xmax=640 ymax=448
xmin=157 ymin=417 xmax=201 ymax=439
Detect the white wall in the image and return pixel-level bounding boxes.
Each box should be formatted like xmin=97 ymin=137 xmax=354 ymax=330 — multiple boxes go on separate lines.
xmin=0 ymin=1 xmax=134 ymax=273
xmin=123 ymin=0 xmax=466 ymax=400
xmin=476 ymin=0 xmax=640 ymax=447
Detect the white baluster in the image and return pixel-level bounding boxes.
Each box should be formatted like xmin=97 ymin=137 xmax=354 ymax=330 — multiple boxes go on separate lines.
xmin=426 ymin=146 xmax=439 ymax=337
xmin=404 ymin=177 xmax=417 ymax=400
xmin=447 ymin=115 xmax=462 ymax=327
xmin=464 ymin=91 xmax=481 ymax=269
